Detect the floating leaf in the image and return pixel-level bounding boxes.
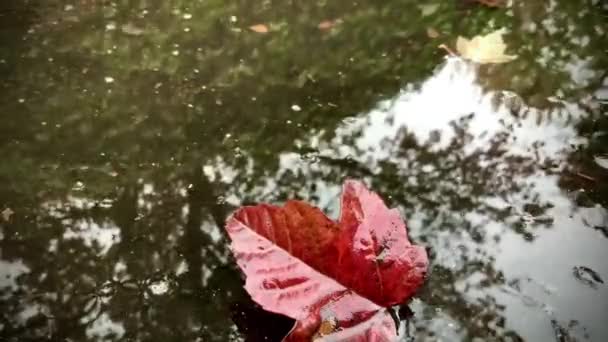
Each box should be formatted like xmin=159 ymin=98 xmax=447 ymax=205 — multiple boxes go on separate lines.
xmin=573 ymin=266 xmax=604 ymax=289
xmin=456 ymin=28 xmax=517 ymax=64
xmin=225 ymin=180 xmax=428 ymax=341
xmin=1 ymin=207 xmax=14 ymax=222
xmin=249 ymin=24 xmax=269 ymax=33
xmin=318 ymin=19 xmax=340 ymax=31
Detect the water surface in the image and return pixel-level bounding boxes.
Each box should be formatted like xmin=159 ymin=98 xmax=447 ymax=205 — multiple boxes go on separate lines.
xmin=0 ymin=1 xmax=607 ymax=341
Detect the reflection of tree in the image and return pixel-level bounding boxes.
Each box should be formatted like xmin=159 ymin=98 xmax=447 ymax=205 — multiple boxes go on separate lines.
xmin=1 ymin=0 xmax=606 ymax=341
xmin=260 ymin=114 xmax=551 ymax=340
xmin=559 ymin=111 xmax=608 ymax=209
xmin=1 ymin=107 xmax=555 ymax=341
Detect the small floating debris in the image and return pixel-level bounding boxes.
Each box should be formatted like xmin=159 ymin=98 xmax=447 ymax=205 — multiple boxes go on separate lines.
xmin=249 ymin=24 xmax=269 ymax=33
xmin=572 ymin=266 xmax=604 ymax=289
xmin=121 ymin=23 xmax=145 ymax=36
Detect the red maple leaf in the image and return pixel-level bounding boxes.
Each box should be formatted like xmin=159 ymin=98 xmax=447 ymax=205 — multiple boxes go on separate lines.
xmin=225 ymin=180 xmax=428 ymax=341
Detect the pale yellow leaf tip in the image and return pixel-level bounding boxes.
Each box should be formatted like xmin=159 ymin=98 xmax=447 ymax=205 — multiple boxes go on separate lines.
xmin=455 ymin=28 xmax=517 ymax=64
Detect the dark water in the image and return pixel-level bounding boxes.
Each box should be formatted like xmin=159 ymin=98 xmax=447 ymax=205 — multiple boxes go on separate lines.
xmin=1 ymin=1 xmax=607 ymax=341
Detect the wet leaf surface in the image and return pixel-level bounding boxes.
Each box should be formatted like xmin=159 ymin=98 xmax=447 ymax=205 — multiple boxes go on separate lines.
xmin=225 ymin=180 xmax=428 ymax=341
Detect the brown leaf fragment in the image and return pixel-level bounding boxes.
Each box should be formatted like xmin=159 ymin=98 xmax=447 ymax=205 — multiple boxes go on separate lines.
xmin=249 ymin=24 xmax=269 ymax=33
xmin=318 ymin=19 xmax=340 ymax=31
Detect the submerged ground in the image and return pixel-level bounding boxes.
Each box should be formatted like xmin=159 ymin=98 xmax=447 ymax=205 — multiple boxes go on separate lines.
xmin=0 ymin=1 xmax=607 ymax=341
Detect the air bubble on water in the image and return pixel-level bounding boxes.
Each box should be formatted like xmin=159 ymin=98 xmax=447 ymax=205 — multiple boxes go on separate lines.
xmin=225 ymin=133 xmax=232 ymax=139
xmin=230 ymin=15 xmax=238 ymax=23
xmin=104 ymin=76 xmax=114 ymax=84
xmin=286 ymin=120 xmax=292 ymax=124
xmin=182 ymin=13 xmax=192 ymax=20
xmin=291 ymin=104 xmax=302 ymax=112
xmin=18 ymin=98 xmax=25 ymax=103
xmin=172 ymin=50 xmax=180 ymax=56
xmin=105 ymin=22 xmax=116 ymax=31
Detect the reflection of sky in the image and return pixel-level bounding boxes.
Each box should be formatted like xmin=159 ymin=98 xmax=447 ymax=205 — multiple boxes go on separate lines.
xmin=44 ymin=196 xmax=122 ymax=255
xmin=63 ymin=220 xmax=121 ymax=255
xmin=334 ymin=58 xmax=579 ymax=160
xmin=247 ymin=57 xmax=608 ymax=340
xmin=12 ymin=55 xmax=602 ymax=340
xmin=0 ymin=259 xmax=30 ymax=293
xmin=85 ymin=312 xmax=125 ymax=340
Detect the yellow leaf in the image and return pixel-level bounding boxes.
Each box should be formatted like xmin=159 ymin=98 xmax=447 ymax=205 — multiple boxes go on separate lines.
xmin=456 ymin=28 xmax=517 ymax=64
xmin=249 ymin=24 xmax=269 ymax=33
